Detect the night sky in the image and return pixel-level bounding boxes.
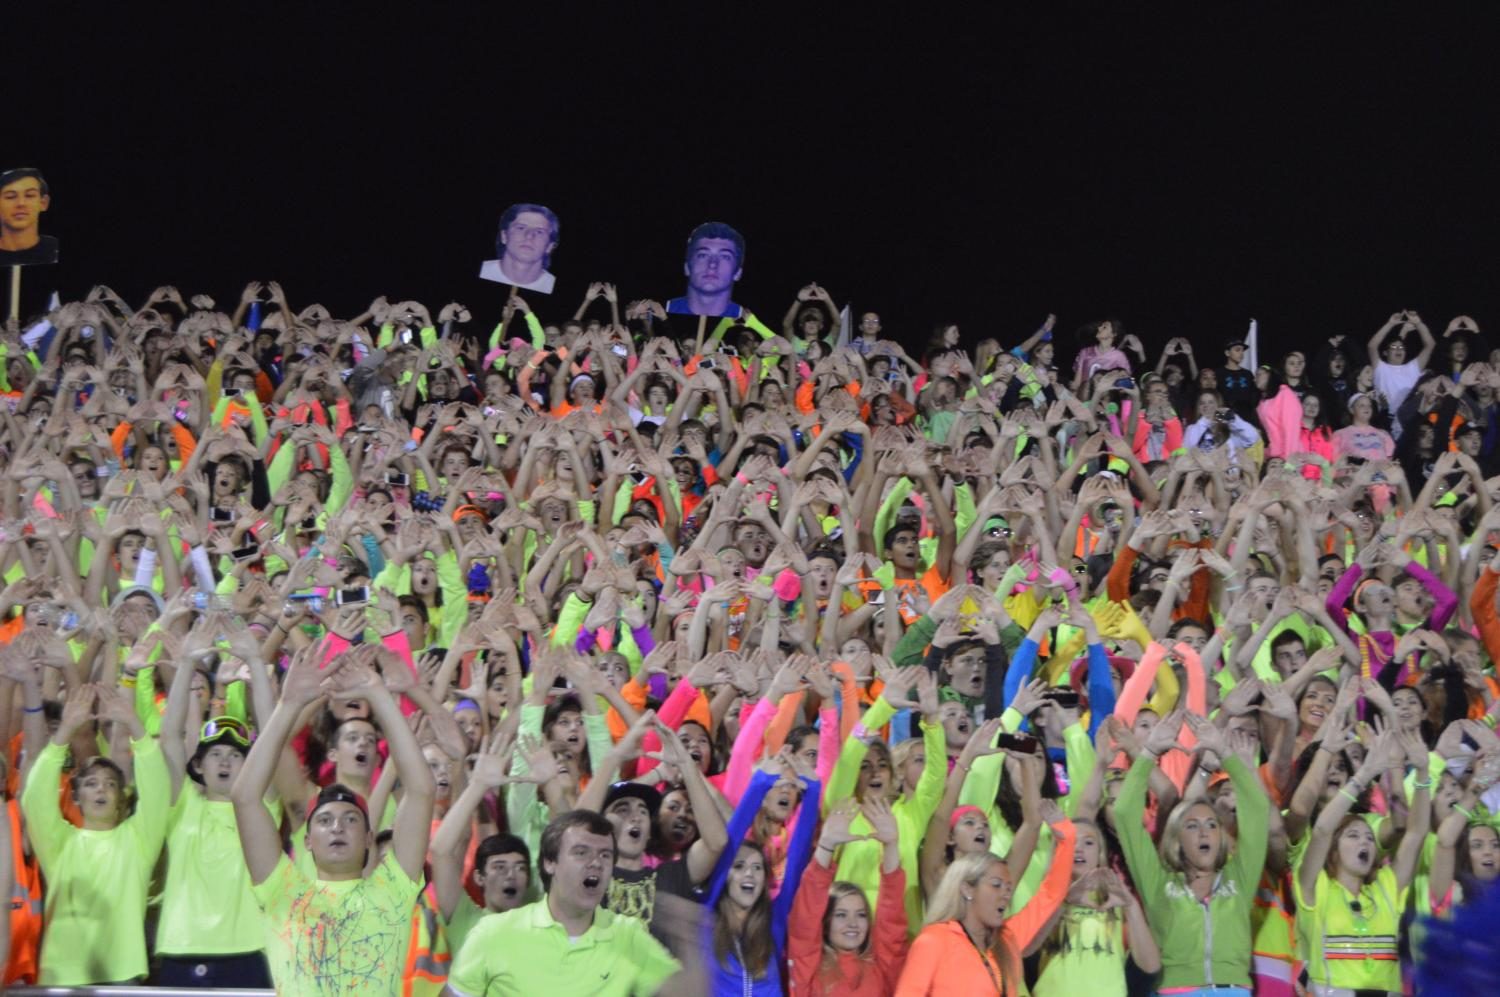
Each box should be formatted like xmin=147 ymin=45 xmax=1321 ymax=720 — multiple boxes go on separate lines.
xmin=9 ymin=10 xmax=1498 ymax=360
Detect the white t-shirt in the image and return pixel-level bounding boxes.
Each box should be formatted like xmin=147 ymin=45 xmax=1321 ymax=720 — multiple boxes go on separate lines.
xmin=1373 ymin=359 xmax=1421 ymax=429
xmin=478 ymin=259 xmax=556 ymax=295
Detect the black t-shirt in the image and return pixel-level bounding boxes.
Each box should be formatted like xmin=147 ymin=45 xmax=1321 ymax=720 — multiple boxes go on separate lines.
xmin=604 ymin=858 xmax=706 ymax=949
xmin=1216 ymin=366 xmax=1257 ymax=416
xmin=0 ymin=236 xmax=59 ymax=266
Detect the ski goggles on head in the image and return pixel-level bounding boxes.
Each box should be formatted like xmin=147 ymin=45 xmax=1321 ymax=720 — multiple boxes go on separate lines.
xmin=199 ymin=716 xmax=251 ymax=750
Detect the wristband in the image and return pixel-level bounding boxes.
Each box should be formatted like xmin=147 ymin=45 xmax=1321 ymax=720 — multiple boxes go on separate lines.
xmin=22 ymin=705 xmax=42 ymax=714
xmin=1484 ymin=714 xmax=1498 ymax=730
xmin=735 ymin=472 xmax=749 ymax=485
xmin=1454 ymin=804 xmax=1475 ymax=820
xmin=1412 ymin=779 xmax=1433 ymax=791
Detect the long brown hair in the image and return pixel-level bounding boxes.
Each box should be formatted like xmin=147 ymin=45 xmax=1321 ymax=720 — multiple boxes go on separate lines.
xmin=713 ymin=843 xmax=774 ymax=978
xmin=1324 ymin=813 xmax=1382 ymax=886
xmin=820 ymin=881 xmax=874 ymax=983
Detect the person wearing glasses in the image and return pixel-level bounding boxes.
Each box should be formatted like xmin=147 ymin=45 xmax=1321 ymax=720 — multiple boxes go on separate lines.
xmin=154 ymin=640 xmax=278 ymax=988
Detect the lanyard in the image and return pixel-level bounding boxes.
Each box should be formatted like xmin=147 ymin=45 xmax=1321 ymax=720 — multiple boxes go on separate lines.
xmin=960 ymin=922 xmax=1006 ymax=996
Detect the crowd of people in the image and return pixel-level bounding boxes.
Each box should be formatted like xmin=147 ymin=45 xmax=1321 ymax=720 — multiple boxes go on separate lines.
xmin=0 ymin=257 xmax=1495 ymax=997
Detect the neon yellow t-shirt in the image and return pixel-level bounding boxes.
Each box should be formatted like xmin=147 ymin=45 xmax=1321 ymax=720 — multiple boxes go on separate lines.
xmin=443 ymin=893 xmax=490 ymax=960
xmin=157 ymin=787 xmax=281 ymax=957
xmin=21 ymin=737 xmax=170 ymax=985
xmin=1033 ymin=904 xmax=1129 ymax=997
xmin=252 ymin=850 xmax=422 ymax=997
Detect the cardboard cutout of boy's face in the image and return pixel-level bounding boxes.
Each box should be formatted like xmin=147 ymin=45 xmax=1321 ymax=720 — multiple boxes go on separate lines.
xmin=683 ymin=237 xmax=741 ymax=298
xmin=479 ymin=202 xmax=558 ymax=294
xmin=667 ymin=222 xmax=747 ymax=318
xmin=0 ymin=175 xmax=47 ymax=235
xmin=0 ymin=168 xmax=58 ymax=266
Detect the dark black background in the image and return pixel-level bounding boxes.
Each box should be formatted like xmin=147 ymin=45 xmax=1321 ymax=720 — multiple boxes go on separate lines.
xmin=8 ymin=9 xmax=1498 ymax=361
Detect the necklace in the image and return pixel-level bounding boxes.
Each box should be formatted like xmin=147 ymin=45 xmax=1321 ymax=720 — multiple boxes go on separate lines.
xmin=1343 ymin=880 xmax=1370 ymax=919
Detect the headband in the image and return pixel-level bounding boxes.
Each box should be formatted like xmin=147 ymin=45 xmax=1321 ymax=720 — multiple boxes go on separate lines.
xmin=950 ymin=805 xmax=985 ymax=829
xmin=453 ymin=504 xmax=488 ymax=523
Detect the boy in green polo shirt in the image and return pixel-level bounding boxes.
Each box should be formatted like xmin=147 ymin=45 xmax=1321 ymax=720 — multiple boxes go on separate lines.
xmin=446 ymin=809 xmax=690 ymax=997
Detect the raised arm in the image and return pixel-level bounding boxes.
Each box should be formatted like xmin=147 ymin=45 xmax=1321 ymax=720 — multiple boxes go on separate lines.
xmin=232 ymin=642 xmax=327 ymax=885
xmin=1003 ymin=805 xmax=1075 ymax=952
xmin=1298 ymin=726 xmax=1390 ymax=905
xmin=158 ymin=651 xmax=200 ymax=804
xmin=432 ymin=732 xmax=520 ymax=920
xmin=1408 ymin=310 xmax=1437 ymax=371
xmin=1391 ymin=728 xmax=1432 ymax=891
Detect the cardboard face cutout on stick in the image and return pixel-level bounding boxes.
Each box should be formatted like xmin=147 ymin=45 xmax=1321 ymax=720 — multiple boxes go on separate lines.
xmin=666 ymin=221 xmax=745 ymax=318
xmin=0 ymin=168 xmax=58 ymax=266
xmin=479 ymin=202 xmax=559 ymax=294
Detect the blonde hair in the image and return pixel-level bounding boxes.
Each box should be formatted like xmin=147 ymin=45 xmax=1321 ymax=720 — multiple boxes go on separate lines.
xmin=925 ymin=851 xmax=1006 ymax=926
xmin=1071 ymin=818 xmax=1109 ymax=868
xmin=1158 ymin=796 xmax=1233 ymax=873
xmin=891 ymin=738 xmax=926 ymax=794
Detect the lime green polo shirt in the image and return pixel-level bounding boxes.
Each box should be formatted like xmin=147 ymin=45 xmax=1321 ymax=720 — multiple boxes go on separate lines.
xmin=447 ymin=899 xmax=679 ymax=997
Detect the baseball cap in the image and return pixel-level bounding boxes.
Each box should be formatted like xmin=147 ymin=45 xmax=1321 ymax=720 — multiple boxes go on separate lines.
xmin=603 ymin=781 xmax=662 ymax=818
xmin=307 ymin=783 xmax=371 ymax=827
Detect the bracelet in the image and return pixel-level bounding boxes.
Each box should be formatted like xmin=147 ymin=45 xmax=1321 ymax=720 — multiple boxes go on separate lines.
xmin=1412 ymin=778 xmax=1434 ymax=791
xmin=1484 ymin=714 xmax=1498 ymax=730
xmin=1454 ymin=804 xmax=1474 ymax=820
xmin=735 ymin=472 xmax=750 ymax=485
xmin=22 ymin=705 xmax=42 ymax=714
xmin=1339 ymin=787 xmax=1361 ymax=804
